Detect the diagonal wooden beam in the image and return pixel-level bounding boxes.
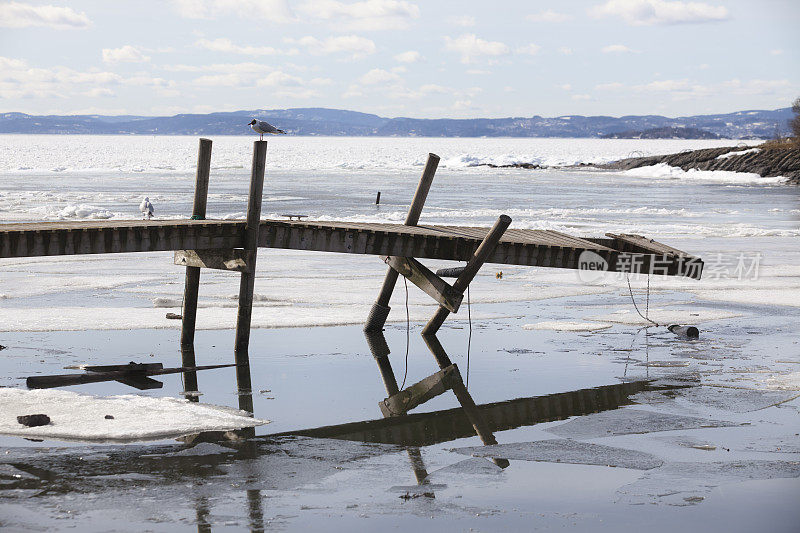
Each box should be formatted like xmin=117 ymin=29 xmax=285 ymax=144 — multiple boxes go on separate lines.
xmin=379 ymin=365 xmax=460 ymax=417
xmin=364 ymin=153 xmax=440 ymax=332
xmin=422 ymin=215 xmax=511 ymax=336
xmin=381 ymin=255 xmax=463 ymax=313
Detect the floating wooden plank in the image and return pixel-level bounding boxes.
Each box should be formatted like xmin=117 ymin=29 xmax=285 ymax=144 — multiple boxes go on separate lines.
xmin=382 ymin=255 xmax=463 ymax=312
xmin=380 ymin=365 xmax=459 ymax=417
xmin=174 ymin=248 xmax=251 ymax=272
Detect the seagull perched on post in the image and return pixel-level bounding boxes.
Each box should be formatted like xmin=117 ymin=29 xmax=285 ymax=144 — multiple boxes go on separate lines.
xmin=248 ymin=119 xmax=286 ymax=140
xmin=139 ymin=197 xmax=154 ymax=220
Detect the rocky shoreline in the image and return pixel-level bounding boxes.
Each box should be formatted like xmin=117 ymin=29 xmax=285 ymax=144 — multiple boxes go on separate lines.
xmin=595 ymin=144 xmax=800 ymax=184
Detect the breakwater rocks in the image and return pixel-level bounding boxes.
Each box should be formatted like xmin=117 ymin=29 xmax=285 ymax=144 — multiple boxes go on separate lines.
xmin=597 ymin=144 xmax=800 ymax=183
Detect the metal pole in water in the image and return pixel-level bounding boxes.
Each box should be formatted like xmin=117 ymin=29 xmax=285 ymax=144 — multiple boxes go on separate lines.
xmin=180 ymin=138 xmax=212 ymax=396
xmin=234 ymin=140 xmax=267 ymax=412
xmin=375 ymin=191 xmax=381 ymax=205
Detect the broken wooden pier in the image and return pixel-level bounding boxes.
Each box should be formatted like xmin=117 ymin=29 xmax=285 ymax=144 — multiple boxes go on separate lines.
xmin=1 ymin=138 xmax=704 ymax=446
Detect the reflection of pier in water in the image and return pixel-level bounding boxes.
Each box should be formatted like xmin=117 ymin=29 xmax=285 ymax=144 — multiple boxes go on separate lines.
xmin=270 ymin=376 xmax=656 ymax=447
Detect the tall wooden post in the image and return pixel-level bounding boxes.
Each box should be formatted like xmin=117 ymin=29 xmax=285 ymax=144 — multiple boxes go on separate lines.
xmin=234 ymin=140 xmax=267 ymax=411
xmin=421 ymin=215 xmax=511 ymax=336
xmin=364 ymin=153 xmax=439 ymax=332
xmin=180 ymin=138 xmax=212 ymax=395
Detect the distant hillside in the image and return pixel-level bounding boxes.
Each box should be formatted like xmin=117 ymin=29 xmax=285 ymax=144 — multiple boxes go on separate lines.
xmin=601 ymin=126 xmax=720 ymax=139
xmin=0 ymin=107 xmax=792 ymax=138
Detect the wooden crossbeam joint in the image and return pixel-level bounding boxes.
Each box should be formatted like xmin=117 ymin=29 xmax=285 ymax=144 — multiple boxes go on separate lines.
xmin=381 ymin=255 xmax=463 ymax=313
xmin=174 ymin=248 xmax=252 ymax=273
xmin=380 ymin=364 xmax=461 ymax=417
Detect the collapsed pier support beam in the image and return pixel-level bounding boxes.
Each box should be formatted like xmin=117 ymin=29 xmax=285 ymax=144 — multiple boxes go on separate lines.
xmin=421 ymin=214 xmax=511 ymax=336
xmin=364 ymin=153 xmax=440 ymax=332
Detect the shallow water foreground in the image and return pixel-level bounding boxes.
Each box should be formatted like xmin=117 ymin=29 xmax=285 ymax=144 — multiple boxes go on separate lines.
xmin=1 ymin=315 xmax=799 ymax=532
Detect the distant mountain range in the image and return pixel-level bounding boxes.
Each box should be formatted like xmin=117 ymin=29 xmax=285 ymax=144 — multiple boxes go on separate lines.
xmin=0 ymin=107 xmax=792 ymax=139
xmin=601 ymin=126 xmax=721 ymax=139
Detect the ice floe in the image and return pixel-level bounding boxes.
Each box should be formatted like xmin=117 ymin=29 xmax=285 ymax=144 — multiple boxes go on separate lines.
xmin=452 ymin=439 xmax=664 ymax=470
xmin=0 ymin=388 xmax=267 ymax=443
xmin=546 ymin=408 xmax=737 ymax=439
xmin=522 ymin=321 xmax=612 ymax=332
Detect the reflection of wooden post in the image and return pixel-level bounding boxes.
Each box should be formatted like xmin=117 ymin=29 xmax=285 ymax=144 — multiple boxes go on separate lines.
xmin=364 ymin=331 xmax=430 ymax=484
xmin=181 ymin=138 xmax=212 ymax=396
xmin=234 ymin=141 xmax=267 ymax=408
xmin=364 ymin=154 xmax=439 ymax=332
xmin=422 ymin=334 xmax=509 ymax=468
xmin=421 ymin=215 xmax=511 ymax=336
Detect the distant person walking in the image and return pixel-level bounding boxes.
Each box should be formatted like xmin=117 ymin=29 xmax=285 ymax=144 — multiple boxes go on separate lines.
xmin=139 ymin=197 xmax=154 ymax=220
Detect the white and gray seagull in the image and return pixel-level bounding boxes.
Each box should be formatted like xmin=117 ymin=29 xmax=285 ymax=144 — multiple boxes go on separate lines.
xmin=139 ymin=196 xmax=154 ymax=220
xmin=249 ymin=119 xmax=286 ymax=140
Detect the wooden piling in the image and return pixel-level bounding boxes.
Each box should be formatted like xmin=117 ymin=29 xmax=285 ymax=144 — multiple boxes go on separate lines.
xmin=375 ymin=191 xmax=381 ymax=205
xmin=421 ymin=214 xmax=511 ymax=336
xmin=364 ymin=153 xmax=439 ymax=332
xmin=234 ymin=140 xmax=267 ymax=407
xmin=180 ymin=138 xmax=212 ymax=394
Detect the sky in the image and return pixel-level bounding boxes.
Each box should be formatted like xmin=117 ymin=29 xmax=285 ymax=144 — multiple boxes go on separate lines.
xmin=0 ymin=0 xmax=798 ymax=118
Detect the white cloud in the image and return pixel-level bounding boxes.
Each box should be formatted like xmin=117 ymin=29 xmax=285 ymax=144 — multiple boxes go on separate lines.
xmin=527 ymin=10 xmax=572 ymax=23
xmin=287 ymin=35 xmax=377 ymax=59
xmin=102 ymin=45 xmax=151 ymax=64
xmin=162 ymin=62 xmax=274 ymax=73
xmin=444 ymin=34 xmax=510 ymax=64
xmin=0 ymin=2 xmax=90 ymax=29
xmin=558 ymin=83 xmax=572 ymax=91
xmin=518 ymin=43 xmax=542 ymax=55
xmin=572 ymin=94 xmax=592 ymax=100
xmin=419 ymin=84 xmax=449 ymax=94
xmin=770 ymin=49 xmax=783 ymax=56
xmin=595 ymin=82 xmax=625 ymax=90
xmin=299 ymin=0 xmax=419 ymax=30
xmin=590 ymin=0 xmax=729 ymax=26
xmin=625 ymin=77 xmax=794 ymax=100
xmin=358 ymin=68 xmax=400 ymax=85
xmin=634 ymin=79 xmax=690 ymax=91
xmin=83 ymin=87 xmax=115 ymax=98
xmin=195 ymin=38 xmax=292 ymax=56
xmin=721 ymin=78 xmax=793 ymax=96
xmin=447 ymin=15 xmax=475 ymax=27
xmin=601 ymin=44 xmax=638 ymax=53
xmin=0 ymin=55 xmax=182 ymax=100
xmin=194 ymin=73 xmax=251 ymax=87
xmin=172 ymin=0 xmax=295 ymax=22
xmin=256 ymin=71 xmax=304 ymax=87
xmin=559 ymin=47 xmax=574 ymax=55
xmin=394 ymin=50 xmax=421 ymax=63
